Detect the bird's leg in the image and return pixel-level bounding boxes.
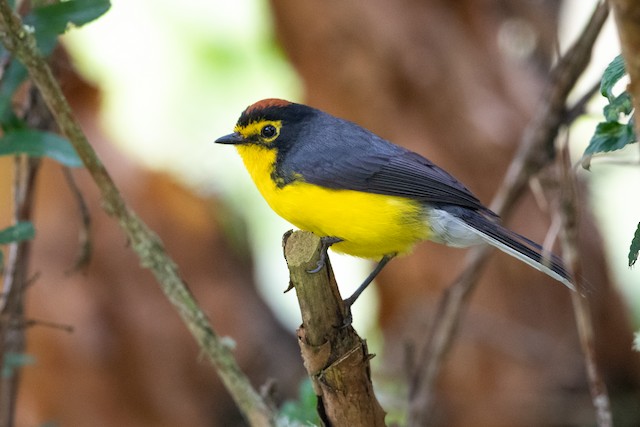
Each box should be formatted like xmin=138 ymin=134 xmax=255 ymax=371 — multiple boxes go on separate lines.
xmin=307 ymin=236 xmax=343 ymax=273
xmin=343 ymin=254 xmax=396 ymax=324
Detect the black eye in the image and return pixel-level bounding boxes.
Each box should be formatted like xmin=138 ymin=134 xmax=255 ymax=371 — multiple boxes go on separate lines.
xmin=261 ymin=124 xmax=277 ymax=138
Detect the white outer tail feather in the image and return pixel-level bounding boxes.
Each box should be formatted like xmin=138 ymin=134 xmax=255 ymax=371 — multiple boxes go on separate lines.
xmin=429 ymin=209 xmax=576 ymax=291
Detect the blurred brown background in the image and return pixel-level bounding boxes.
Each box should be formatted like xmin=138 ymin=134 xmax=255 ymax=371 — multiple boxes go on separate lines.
xmin=1 ymin=0 xmax=638 ymax=426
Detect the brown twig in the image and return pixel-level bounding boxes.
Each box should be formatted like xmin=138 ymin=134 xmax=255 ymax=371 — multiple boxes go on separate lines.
xmin=61 ymin=167 xmax=92 ymax=273
xmin=0 ymin=3 xmax=275 ymax=426
xmin=491 ymin=1 xmax=609 ymax=216
xmin=407 ymin=246 xmax=490 ymax=424
xmin=407 ymin=2 xmax=610 ymax=425
xmin=0 ymin=154 xmax=39 ymax=427
xmin=558 ymin=140 xmax=612 ymax=427
xmin=283 ymin=230 xmax=386 ymax=427
xmin=0 ymin=85 xmax=49 ymax=427
xmin=564 ymin=79 xmax=602 ymax=125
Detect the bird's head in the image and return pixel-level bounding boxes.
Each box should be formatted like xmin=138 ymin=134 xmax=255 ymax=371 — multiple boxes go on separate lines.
xmin=215 ymin=99 xmax=314 ymax=150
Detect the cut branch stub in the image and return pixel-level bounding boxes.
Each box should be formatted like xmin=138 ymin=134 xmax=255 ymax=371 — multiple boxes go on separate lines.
xmin=283 ymin=230 xmax=386 ymax=427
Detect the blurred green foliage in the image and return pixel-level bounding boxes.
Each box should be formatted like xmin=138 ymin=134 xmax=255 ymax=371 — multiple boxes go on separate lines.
xmin=583 ymin=55 xmax=637 ymax=165
xmin=583 ymin=54 xmax=640 ymax=271
xmin=0 ymin=1 xmax=108 ymax=277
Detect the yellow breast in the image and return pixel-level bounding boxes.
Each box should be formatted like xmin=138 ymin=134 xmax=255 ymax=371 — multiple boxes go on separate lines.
xmin=236 ymin=145 xmax=430 ymax=259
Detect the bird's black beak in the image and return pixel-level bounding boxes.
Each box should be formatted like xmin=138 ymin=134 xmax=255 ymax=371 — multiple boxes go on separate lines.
xmin=215 ymin=132 xmax=245 ymax=145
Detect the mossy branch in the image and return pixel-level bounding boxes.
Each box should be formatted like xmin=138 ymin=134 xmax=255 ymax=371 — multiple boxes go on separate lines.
xmin=0 ymin=2 xmax=275 ymax=426
xmin=283 ymin=230 xmax=386 ymax=427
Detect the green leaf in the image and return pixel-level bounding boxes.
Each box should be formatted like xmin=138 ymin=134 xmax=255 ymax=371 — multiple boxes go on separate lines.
xmin=601 ymin=54 xmax=626 ymax=101
xmin=0 ymin=2 xmax=110 ymax=129
xmin=0 ymin=222 xmax=33 ymax=272
xmin=24 ymin=0 xmax=111 ymax=55
xmin=0 ymin=61 xmax=28 ymax=128
xmin=2 ymin=352 xmax=35 ymax=379
xmin=583 ymin=120 xmax=637 ymax=156
xmin=0 ymin=222 xmax=35 ymax=244
xmin=603 ymin=92 xmax=633 ymax=122
xmin=279 ymin=379 xmax=319 ymax=425
xmin=629 ymin=222 xmax=640 ymax=267
xmin=0 ymin=129 xmax=82 ymax=167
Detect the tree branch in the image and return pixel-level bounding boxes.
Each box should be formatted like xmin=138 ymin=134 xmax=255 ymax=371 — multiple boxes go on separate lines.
xmin=0 ymin=84 xmax=47 ymax=427
xmin=0 ymin=3 xmax=275 ymax=426
xmin=283 ymin=230 xmax=386 ymax=427
xmin=0 ymin=155 xmax=38 ymax=427
xmin=558 ymin=143 xmax=612 ymax=427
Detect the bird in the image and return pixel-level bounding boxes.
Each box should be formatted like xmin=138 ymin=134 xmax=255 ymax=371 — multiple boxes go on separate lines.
xmin=215 ymin=98 xmax=574 ymax=311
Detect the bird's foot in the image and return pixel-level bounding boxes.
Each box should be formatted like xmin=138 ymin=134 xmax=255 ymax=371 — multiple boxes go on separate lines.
xmin=307 ymin=236 xmax=342 ymax=273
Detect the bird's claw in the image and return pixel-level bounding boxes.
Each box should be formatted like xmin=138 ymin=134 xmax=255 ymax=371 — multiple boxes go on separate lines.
xmin=307 ymin=236 xmax=342 ymax=274
xmin=307 ymin=259 xmax=325 ymax=274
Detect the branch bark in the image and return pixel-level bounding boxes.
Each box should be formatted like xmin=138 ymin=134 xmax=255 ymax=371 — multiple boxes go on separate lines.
xmin=283 ymin=230 xmax=386 ymax=427
xmin=0 ymin=3 xmax=275 ymax=426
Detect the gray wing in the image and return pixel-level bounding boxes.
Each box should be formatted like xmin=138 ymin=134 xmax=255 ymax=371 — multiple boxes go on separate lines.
xmin=280 ymin=113 xmax=489 ymax=212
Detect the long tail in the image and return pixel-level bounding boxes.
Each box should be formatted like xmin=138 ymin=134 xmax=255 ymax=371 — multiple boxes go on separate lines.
xmin=455 ymin=210 xmax=575 ymax=291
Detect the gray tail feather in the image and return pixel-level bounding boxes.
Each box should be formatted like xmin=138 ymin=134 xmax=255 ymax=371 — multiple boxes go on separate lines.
xmin=457 ymin=212 xmax=575 ymax=291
